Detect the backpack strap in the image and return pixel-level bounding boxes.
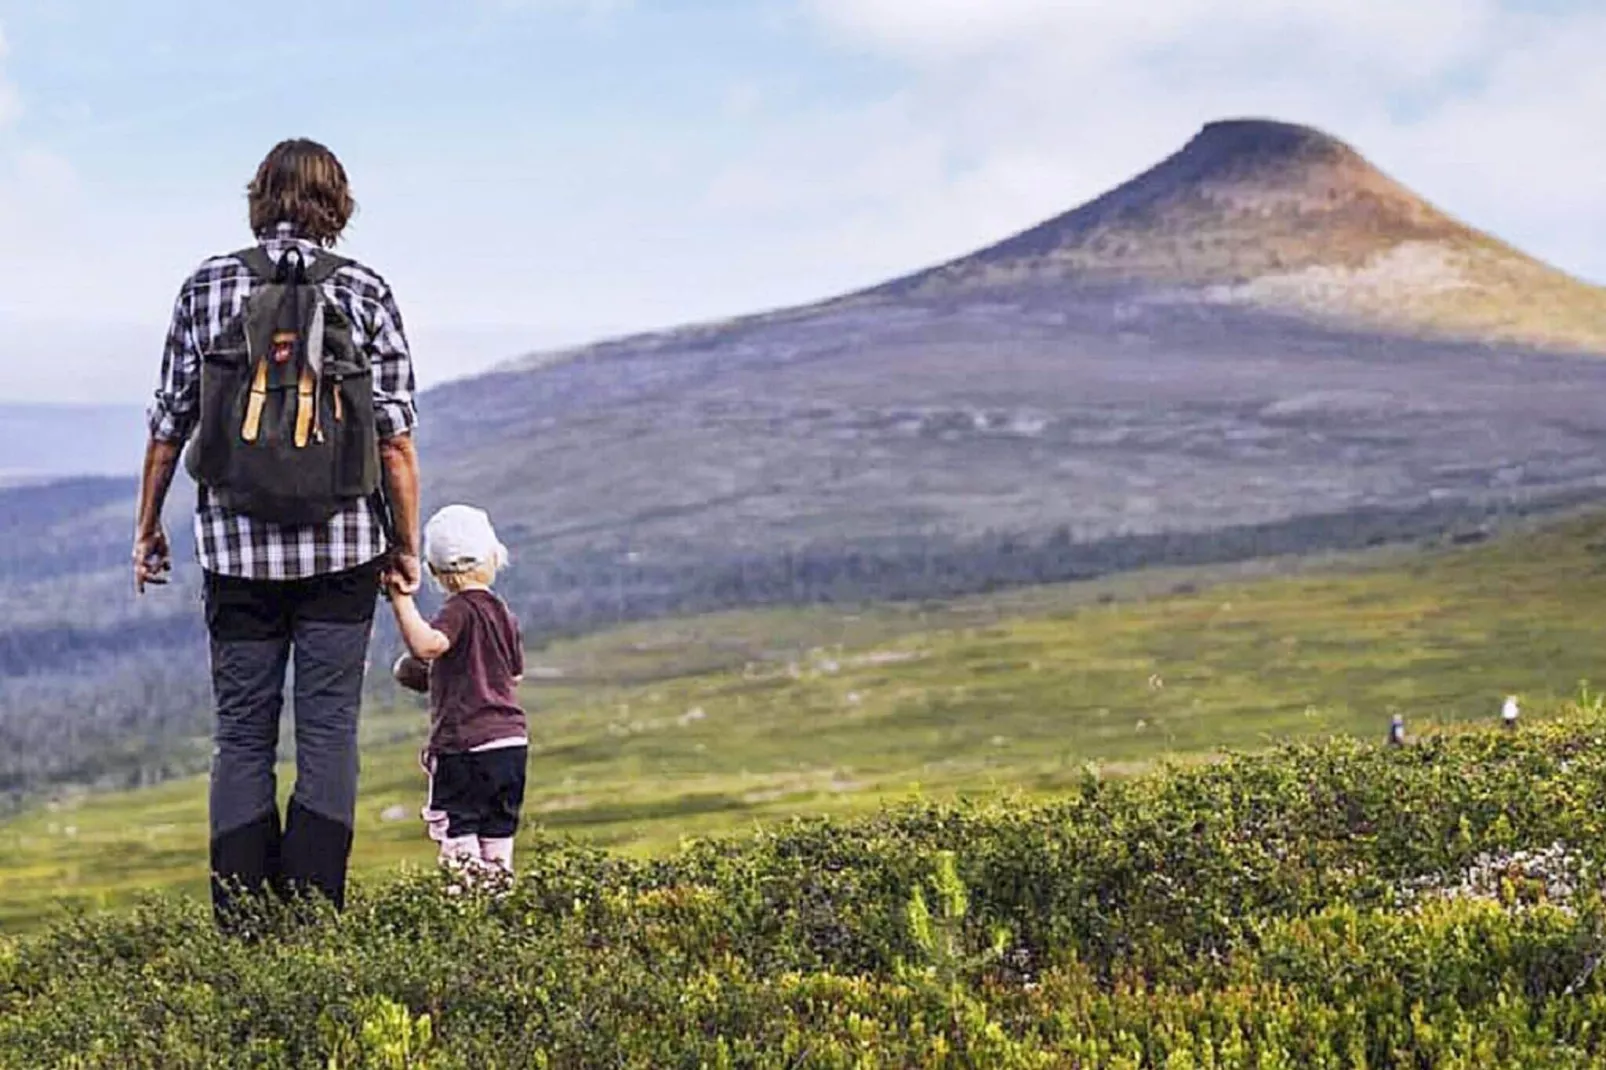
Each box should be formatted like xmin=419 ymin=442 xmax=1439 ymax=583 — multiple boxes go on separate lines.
xmin=304 ymin=252 xmax=353 ymax=285
xmin=235 ymin=246 xmax=279 ymax=283
xmin=233 ymin=246 xmax=352 ymax=285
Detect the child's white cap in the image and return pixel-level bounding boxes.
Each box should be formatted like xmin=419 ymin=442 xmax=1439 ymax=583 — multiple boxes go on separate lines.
xmin=424 ymin=504 xmax=508 ymax=574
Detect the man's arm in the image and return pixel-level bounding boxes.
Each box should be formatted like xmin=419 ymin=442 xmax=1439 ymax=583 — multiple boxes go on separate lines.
xmin=369 ymin=279 xmax=423 ymax=593
xmin=135 ymin=284 xmax=199 ymax=594
xmin=133 ymin=437 xmax=182 ymax=593
xmin=380 ymin=432 xmax=423 ymax=594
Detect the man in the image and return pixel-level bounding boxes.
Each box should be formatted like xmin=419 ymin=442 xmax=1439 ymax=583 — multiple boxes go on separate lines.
xmin=133 ymin=138 xmax=422 ymax=926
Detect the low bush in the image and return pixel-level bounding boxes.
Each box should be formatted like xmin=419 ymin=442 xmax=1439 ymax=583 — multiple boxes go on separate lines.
xmin=5 ymin=706 xmax=1606 ymax=1067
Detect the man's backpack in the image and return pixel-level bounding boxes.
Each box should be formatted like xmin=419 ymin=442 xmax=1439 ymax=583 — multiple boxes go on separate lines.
xmin=185 ymin=246 xmax=381 ymax=526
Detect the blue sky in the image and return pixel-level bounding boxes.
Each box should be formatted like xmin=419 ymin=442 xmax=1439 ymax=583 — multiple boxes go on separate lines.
xmin=1 ymin=0 xmax=1603 ymax=402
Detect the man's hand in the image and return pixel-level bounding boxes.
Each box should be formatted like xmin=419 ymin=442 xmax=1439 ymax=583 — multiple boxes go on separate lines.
xmin=378 ymin=432 xmax=424 ymax=597
xmin=380 ymin=556 xmax=422 ymax=599
xmin=134 ymin=436 xmax=182 ymax=596
xmin=389 ymin=551 xmax=423 ymax=596
xmin=134 ymin=526 xmax=172 ymax=593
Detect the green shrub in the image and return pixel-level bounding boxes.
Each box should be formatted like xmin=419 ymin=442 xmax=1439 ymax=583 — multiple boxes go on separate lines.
xmin=5 ymin=711 xmax=1606 ymax=1066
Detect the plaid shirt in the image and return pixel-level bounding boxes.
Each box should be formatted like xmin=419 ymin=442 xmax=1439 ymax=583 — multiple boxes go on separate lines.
xmin=148 ymin=223 xmax=418 ymax=580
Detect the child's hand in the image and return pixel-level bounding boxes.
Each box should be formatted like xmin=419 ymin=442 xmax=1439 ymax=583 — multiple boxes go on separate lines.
xmin=388 ymin=552 xmax=424 ymax=596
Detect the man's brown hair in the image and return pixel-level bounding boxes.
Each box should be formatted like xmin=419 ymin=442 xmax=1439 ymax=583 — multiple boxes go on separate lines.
xmin=247 ymin=138 xmax=356 ymax=247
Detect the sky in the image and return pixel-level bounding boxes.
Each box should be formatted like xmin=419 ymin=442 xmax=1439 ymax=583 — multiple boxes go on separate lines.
xmin=0 ymin=0 xmax=1603 ymax=404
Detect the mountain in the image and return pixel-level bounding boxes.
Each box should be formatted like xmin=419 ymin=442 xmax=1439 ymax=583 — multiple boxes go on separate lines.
xmin=413 ymin=119 xmax=1606 ymax=613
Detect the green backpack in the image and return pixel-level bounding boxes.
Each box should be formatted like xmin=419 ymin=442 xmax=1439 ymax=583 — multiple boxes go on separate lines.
xmin=185 ymin=246 xmax=381 ymax=526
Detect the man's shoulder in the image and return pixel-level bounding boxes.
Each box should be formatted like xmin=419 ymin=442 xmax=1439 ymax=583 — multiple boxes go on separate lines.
xmin=197 ymin=250 xmax=249 ymax=273
xmin=175 ymin=250 xmax=252 ymax=297
xmin=320 ymin=249 xmax=392 ymax=296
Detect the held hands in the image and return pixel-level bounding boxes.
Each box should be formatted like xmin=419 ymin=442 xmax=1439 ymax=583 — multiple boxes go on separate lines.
xmin=133 ymin=526 xmax=172 ymax=594
xmin=382 ymin=551 xmax=423 ymax=599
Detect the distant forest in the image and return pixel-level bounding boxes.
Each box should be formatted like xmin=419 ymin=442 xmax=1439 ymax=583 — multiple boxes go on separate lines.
xmin=5 ymin=486 xmax=1599 ymax=811
xmin=494 ymin=492 xmax=1596 ymax=645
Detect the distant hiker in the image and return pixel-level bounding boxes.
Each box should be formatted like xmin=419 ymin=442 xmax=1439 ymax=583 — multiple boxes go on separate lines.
xmin=1387 ymin=714 xmax=1406 ymax=747
xmin=385 ymin=505 xmax=528 ymax=874
xmin=133 ymin=138 xmax=422 ymax=929
xmin=1502 ymin=695 xmax=1521 ymax=731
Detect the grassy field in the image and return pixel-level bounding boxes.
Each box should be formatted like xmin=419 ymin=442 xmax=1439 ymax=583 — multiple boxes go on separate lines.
xmin=2 ymin=513 xmax=1604 ymax=931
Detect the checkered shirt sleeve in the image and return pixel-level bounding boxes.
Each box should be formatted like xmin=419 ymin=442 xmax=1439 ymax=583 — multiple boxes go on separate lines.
xmin=366 ymin=279 xmax=418 ymax=441
xmin=147 ymin=288 xmax=202 ymax=443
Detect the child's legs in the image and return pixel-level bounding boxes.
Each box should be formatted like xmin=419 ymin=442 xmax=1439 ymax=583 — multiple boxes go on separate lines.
xmin=440 ymin=834 xmax=483 ymax=867
xmin=475 ymin=745 xmax=529 ymax=873
xmin=479 ymin=837 xmax=514 ymax=871
xmin=421 ymin=753 xmax=484 ymax=866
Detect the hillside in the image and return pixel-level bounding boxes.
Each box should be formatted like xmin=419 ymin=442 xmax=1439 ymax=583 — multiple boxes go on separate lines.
xmin=4 ymin=709 xmax=1606 ymax=1066
xmin=5 ymin=511 xmax=1606 ymax=931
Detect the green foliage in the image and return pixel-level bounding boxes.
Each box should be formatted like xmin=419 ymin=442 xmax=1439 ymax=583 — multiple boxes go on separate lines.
xmin=1572 ymin=679 xmax=1606 ymax=718
xmin=321 ymin=995 xmax=434 ymax=1070
xmin=899 ymin=850 xmax=1009 ymax=991
xmin=7 ymin=710 xmax=1606 ymax=1065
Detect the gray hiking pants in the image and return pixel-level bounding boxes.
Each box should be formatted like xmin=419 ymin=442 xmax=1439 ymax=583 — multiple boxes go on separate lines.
xmin=203 ymin=560 xmax=380 ymax=923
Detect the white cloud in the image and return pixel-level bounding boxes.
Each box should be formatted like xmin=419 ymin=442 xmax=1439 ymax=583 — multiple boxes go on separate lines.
xmin=0 ymin=24 xmax=72 ymax=255
xmin=759 ymin=0 xmax=1606 ymax=289
xmin=0 ymin=24 xmax=20 ymax=129
xmin=806 ymin=0 xmax=1504 ymax=81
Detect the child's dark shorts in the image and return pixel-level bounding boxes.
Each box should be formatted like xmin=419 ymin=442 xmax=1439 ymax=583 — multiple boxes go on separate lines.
xmin=422 ymin=745 xmax=528 ymax=841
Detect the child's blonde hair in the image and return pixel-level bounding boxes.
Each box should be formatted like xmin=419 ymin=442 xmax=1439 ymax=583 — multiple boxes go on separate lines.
xmin=431 ymin=560 xmax=499 ymax=594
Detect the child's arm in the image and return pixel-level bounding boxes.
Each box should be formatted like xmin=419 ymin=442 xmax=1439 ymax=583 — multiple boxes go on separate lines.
xmin=387 ymin=590 xmax=451 ymax=661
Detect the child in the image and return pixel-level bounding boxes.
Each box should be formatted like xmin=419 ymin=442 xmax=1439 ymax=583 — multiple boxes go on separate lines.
xmin=384 ymin=504 xmax=528 ymax=874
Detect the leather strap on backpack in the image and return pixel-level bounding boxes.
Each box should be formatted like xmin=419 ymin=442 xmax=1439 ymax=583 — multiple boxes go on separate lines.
xmin=241 ymin=358 xmax=270 ymax=443
xmin=293 ymin=368 xmax=316 ymax=448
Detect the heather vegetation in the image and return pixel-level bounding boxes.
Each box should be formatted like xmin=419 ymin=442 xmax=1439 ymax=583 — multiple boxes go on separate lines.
xmin=5 ymin=706 xmax=1606 ymax=1067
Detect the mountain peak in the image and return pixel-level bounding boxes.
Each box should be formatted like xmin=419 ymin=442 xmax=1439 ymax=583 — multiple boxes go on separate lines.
xmin=897 ymin=118 xmax=1461 ymax=289
xmin=881 ymin=118 xmax=1606 ymax=352
xmin=1188 ymin=117 xmax=1357 ymax=166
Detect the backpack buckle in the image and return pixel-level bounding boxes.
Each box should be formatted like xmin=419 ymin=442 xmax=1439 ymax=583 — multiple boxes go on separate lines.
xmin=271 ymin=329 xmax=297 ymax=365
